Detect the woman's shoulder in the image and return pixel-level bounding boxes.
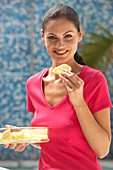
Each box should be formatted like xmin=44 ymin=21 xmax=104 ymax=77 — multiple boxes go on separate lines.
xmin=81 ymin=65 xmax=107 ymax=85
xmin=26 ymin=68 xmax=49 ymax=85
xmin=82 ymin=65 xmax=104 ymax=79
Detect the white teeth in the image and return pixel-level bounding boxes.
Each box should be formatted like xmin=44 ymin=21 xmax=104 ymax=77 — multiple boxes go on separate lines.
xmin=56 ymin=51 xmax=67 ymax=54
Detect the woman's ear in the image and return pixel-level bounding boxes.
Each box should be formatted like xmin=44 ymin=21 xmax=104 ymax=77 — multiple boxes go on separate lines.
xmin=41 ymin=29 xmax=45 ymax=43
xmin=78 ymin=27 xmax=82 ymax=42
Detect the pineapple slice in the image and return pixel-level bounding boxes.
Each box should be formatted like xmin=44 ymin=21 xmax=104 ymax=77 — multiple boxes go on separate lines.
xmin=11 ymin=131 xmax=24 ymax=140
xmin=31 ymin=135 xmax=48 ymax=141
xmin=22 ymin=129 xmax=32 ymax=139
xmin=22 ymin=129 xmax=48 ymax=140
xmin=30 ymin=129 xmax=48 ymax=135
xmin=30 ymin=129 xmax=48 ymax=140
xmin=2 ymin=129 xmax=11 ymax=140
xmin=52 ymin=64 xmax=71 ymax=75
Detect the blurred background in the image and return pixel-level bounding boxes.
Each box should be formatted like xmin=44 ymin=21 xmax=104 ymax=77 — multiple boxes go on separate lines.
xmin=0 ymin=0 xmax=113 ymax=169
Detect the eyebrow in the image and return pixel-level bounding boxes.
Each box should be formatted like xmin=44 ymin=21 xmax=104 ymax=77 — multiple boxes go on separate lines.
xmin=63 ymin=31 xmax=74 ymax=35
xmin=47 ymin=30 xmax=74 ymax=36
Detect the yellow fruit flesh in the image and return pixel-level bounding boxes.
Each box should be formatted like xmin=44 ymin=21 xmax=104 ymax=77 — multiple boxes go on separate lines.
xmin=11 ymin=132 xmax=24 ymax=140
xmin=2 ymin=129 xmax=11 ymax=140
xmin=52 ymin=64 xmax=72 ymax=75
xmin=0 ymin=128 xmax=48 ymax=141
xmin=22 ymin=129 xmax=48 ymax=140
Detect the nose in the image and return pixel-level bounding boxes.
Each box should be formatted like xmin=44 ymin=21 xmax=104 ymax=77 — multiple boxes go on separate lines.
xmin=55 ymin=39 xmax=64 ymax=48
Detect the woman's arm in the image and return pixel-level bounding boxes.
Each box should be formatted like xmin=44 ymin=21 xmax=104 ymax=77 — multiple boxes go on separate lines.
xmin=60 ymin=70 xmax=111 ymax=159
xmin=74 ymin=102 xmax=111 ymax=159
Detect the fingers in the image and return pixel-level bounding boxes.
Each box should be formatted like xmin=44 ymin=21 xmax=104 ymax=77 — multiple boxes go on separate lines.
xmin=12 ymin=143 xmax=29 ymax=152
xmin=31 ymin=143 xmax=41 ymax=149
xmin=59 ymin=69 xmax=83 ymax=91
xmin=3 ymin=125 xmax=40 ymax=151
xmin=4 ymin=144 xmax=9 ymax=148
xmin=4 ymin=125 xmax=15 ymax=149
xmin=9 ymin=143 xmax=17 ymax=149
xmin=5 ymin=125 xmax=16 ymax=129
xmin=59 ymin=75 xmax=75 ymax=89
xmin=61 ymin=70 xmax=81 ymax=82
xmin=3 ymin=125 xmax=29 ymax=152
xmin=5 ymin=143 xmax=29 ymax=152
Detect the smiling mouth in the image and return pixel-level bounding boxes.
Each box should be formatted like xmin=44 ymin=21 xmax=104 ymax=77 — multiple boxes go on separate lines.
xmin=54 ymin=50 xmax=69 ymax=55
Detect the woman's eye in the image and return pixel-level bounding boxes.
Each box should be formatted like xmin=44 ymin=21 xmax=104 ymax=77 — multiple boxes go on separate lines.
xmin=65 ymin=34 xmax=72 ymax=38
xmin=48 ymin=36 xmax=56 ymax=39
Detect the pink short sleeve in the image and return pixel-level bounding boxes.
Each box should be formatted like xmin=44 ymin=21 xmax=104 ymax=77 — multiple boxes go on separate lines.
xmin=88 ymin=71 xmax=112 ymax=113
xmin=26 ymin=81 xmax=35 ymax=113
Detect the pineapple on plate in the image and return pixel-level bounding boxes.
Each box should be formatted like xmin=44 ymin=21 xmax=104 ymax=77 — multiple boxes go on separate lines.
xmin=2 ymin=129 xmax=11 ymax=140
xmin=11 ymin=131 xmax=24 ymax=140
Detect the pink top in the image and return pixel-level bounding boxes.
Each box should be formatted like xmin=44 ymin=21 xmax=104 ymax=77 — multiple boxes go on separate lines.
xmin=26 ymin=65 xmax=112 ymax=170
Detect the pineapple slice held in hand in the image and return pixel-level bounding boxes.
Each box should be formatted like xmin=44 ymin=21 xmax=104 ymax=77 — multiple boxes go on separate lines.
xmin=52 ymin=64 xmax=72 ymax=75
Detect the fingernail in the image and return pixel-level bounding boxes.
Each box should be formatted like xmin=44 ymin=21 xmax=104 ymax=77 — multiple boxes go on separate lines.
xmin=59 ymin=74 xmax=63 ymax=78
xmin=4 ymin=144 xmax=9 ymax=148
xmin=10 ymin=144 xmax=16 ymax=149
xmin=5 ymin=124 xmax=10 ymax=128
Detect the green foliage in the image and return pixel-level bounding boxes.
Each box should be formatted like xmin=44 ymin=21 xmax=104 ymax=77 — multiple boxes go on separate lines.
xmin=79 ymin=24 xmax=113 ymax=90
xmin=79 ymin=24 xmax=113 ymax=68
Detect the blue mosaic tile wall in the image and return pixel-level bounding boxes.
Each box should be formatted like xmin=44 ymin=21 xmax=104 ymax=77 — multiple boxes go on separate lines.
xmin=0 ymin=0 xmax=113 ymax=160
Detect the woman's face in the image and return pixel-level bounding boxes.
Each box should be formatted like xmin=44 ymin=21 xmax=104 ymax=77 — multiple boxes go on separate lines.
xmin=41 ymin=17 xmax=82 ymax=63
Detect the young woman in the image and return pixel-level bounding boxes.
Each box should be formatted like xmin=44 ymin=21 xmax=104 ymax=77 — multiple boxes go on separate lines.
xmin=4 ymin=4 xmax=112 ymax=170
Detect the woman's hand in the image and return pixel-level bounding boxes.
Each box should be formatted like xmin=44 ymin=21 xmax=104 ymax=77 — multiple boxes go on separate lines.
xmin=31 ymin=143 xmax=41 ymax=149
xmin=4 ymin=143 xmax=29 ymax=152
xmin=3 ymin=125 xmax=29 ymax=152
xmin=59 ymin=69 xmax=84 ymax=107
